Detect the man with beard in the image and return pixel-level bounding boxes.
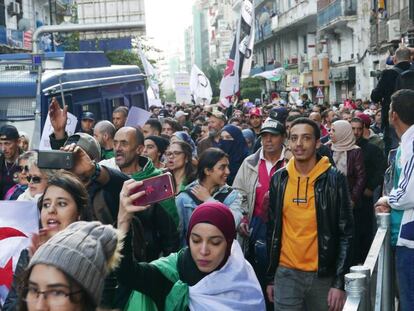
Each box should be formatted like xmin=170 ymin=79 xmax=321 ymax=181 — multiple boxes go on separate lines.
xmin=100 ymin=126 xmax=180 ymax=224
xmin=197 ymin=111 xmax=226 ymax=155
xmin=80 ymin=112 xmax=95 ymax=135
xmin=266 ymin=118 xmax=353 ymax=311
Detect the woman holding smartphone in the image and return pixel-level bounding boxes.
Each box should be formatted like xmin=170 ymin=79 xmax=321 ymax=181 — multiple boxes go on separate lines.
xmin=117 ymin=180 xmax=265 ymax=311
xmin=3 ymin=171 xmax=90 ymax=310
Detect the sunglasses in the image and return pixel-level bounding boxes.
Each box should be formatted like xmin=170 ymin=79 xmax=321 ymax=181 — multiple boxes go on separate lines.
xmin=26 ymin=175 xmax=43 ymax=184
xmin=18 ymin=165 xmax=29 ymax=172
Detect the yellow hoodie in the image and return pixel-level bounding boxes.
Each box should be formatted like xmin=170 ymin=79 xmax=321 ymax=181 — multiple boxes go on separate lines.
xmin=279 ymin=156 xmax=331 ymax=271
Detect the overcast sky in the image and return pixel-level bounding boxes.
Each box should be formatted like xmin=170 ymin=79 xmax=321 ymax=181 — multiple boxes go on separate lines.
xmin=144 ymin=0 xmax=194 ymax=56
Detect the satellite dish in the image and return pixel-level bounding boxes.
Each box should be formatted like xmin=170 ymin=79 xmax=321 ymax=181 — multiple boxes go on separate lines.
xmin=18 ymin=18 xmax=31 ymax=31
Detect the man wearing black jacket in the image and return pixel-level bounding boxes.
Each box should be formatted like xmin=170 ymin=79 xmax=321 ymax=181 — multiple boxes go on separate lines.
xmin=371 ymin=47 xmax=412 ymax=155
xmin=266 ymin=118 xmax=353 ymax=311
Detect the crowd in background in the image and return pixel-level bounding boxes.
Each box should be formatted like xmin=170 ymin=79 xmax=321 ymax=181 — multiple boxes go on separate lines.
xmin=1 ymin=47 xmax=414 ymax=311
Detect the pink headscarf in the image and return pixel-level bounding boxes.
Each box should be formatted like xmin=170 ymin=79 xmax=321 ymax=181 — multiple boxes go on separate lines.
xmin=331 ymin=120 xmax=359 ymax=175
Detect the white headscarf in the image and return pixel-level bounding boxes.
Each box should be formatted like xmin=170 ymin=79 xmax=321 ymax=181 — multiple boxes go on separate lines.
xmin=331 ymin=120 xmax=359 ymax=176
xmin=189 ymin=241 xmax=265 ymax=311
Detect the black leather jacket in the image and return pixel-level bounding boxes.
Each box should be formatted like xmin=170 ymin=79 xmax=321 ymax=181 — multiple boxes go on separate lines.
xmin=266 ymin=165 xmax=354 ymax=290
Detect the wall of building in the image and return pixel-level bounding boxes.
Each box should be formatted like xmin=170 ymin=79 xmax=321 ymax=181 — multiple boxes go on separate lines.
xmin=76 ymin=0 xmax=146 ymax=40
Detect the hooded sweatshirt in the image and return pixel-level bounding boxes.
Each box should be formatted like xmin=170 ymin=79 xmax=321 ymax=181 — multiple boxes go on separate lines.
xmin=279 ymin=156 xmax=331 ymax=271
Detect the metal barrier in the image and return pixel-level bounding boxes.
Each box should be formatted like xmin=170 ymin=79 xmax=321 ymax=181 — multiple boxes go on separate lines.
xmin=343 ymin=213 xmax=392 ymax=311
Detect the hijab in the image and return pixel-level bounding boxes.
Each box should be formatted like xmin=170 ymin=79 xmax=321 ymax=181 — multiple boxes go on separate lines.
xmin=331 ymin=120 xmax=359 ymax=175
xmin=187 ymin=202 xmax=236 ymax=265
xmin=242 ymin=128 xmax=255 ymax=154
xmin=173 ymin=131 xmax=197 ymax=158
xmin=219 ymin=124 xmax=249 ymax=185
xmin=145 ymin=202 xmax=264 ymax=311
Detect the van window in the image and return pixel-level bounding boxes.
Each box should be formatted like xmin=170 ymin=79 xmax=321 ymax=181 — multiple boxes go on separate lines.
xmin=80 ymin=102 xmax=101 ymax=121
xmin=130 ymin=94 xmax=146 ymax=109
xmin=0 ymin=98 xmax=36 ymax=121
xmin=109 ymin=97 xmax=125 ymax=108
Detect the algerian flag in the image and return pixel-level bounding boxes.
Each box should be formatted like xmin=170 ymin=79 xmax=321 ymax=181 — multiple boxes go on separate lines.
xmin=253 ymin=67 xmax=285 ymax=82
xmin=190 ymin=64 xmax=213 ymax=104
xmin=138 ymin=41 xmax=160 ymax=99
xmin=0 ymin=201 xmax=39 ymax=305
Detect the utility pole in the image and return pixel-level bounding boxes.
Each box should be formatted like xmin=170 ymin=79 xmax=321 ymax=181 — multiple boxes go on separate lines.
xmin=48 ymin=0 xmax=55 ymax=51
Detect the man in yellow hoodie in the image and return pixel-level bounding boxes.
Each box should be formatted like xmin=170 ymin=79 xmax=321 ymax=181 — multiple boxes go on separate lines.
xmin=266 ymin=118 xmax=354 ymax=311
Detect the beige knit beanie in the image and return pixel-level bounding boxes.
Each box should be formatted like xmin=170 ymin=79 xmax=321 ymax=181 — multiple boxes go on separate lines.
xmin=29 ymin=221 xmax=122 ymax=306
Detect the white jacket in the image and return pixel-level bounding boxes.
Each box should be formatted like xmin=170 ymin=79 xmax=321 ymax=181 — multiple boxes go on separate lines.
xmin=388 ymin=124 xmax=414 ymax=248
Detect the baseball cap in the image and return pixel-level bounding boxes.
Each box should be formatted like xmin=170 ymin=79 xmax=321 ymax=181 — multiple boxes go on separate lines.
xmin=208 ymin=111 xmax=227 ymax=123
xmin=0 ymin=125 xmax=19 ymax=140
xmin=269 ymin=107 xmax=288 ymax=124
xmin=259 ymin=118 xmax=285 ymax=136
xmin=175 ymin=111 xmax=188 ymax=119
xmin=64 ymin=132 xmax=101 ymax=161
xmin=249 ymin=107 xmax=262 ymax=118
xmin=81 ymin=112 xmax=95 ymax=121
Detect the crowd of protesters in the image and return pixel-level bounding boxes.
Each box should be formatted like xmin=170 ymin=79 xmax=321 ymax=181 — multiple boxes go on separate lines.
xmin=1 ymin=52 xmax=414 ymax=311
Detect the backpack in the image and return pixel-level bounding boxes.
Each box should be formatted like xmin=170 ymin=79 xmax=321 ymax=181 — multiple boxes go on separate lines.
xmin=394 ymin=64 xmax=414 ymax=91
xmin=184 ymin=187 xmax=234 ymax=206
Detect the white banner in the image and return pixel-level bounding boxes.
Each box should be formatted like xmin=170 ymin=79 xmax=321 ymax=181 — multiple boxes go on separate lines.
xmin=190 ymin=64 xmax=213 ymax=104
xmin=138 ymin=42 xmax=160 ymax=100
xmin=175 ymin=73 xmax=192 ymax=104
xmin=39 ymin=112 xmax=78 ymax=150
xmin=0 ymin=201 xmax=39 ymax=306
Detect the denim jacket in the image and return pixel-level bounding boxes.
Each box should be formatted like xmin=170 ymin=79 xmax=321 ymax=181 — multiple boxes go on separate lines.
xmin=175 ymin=180 xmax=245 ymax=246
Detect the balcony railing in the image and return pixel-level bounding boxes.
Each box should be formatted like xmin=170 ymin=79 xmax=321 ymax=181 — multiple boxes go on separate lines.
xmin=272 ymin=0 xmax=317 ymax=31
xmin=317 ymin=0 xmax=357 ymax=28
xmin=255 ymin=23 xmax=272 ymax=43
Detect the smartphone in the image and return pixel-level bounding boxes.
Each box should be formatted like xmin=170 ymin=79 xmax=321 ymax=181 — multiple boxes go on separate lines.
xmin=37 ymin=150 xmax=74 ymax=169
xmin=131 ymin=173 xmax=175 ymax=206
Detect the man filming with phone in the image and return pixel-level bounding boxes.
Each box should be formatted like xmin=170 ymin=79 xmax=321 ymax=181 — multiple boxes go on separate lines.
xmin=47 ymin=97 xmax=180 ymax=309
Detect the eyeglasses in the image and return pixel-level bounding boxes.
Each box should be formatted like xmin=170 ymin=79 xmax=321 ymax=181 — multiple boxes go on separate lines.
xmin=18 ymin=165 xmax=29 ymax=172
xmin=165 ymin=151 xmax=184 ymax=158
xmin=26 ymin=175 xmax=43 ymax=184
xmin=24 ymin=287 xmax=82 ymax=307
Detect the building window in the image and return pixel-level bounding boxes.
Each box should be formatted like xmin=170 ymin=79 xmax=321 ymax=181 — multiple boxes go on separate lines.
xmin=303 ymin=35 xmax=307 ymax=54
xmin=0 ymin=0 xmax=5 ymax=26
